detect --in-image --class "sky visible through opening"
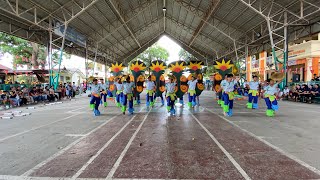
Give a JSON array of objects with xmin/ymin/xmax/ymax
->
[{"xmin": 0, "ymin": 35, "xmax": 182, "ymax": 71}]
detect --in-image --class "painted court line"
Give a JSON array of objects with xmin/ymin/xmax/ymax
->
[
  {"xmin": 106, "ymin": 109, "xmax": 152, "ymax": 179},
  {"xmin": 22, "ymin": 113, "xmax": 121, "ymax": 177},
  {"xmin": 188, "ymin": 111, "xmax": 252, "ymax": 180},
  {"xmin": 205, "ymin": 108, "xmax": 320, "ymax": 176},
  {"xmin": 72, "ymin": 114, "xmax": 138, "ymax": 178},
  {"xmin": 0, "ymin": 113, "xmax": 82, "ymax": 142},
  {"xmin": 0, "ymin": 175, "xmax": 194, "ymax": 180}
]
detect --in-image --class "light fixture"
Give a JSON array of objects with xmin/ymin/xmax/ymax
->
[
  {"xmin": 256, "ymin": 32, "xmax": 261, "ymax": 38},
  {"xmin": 162, "ymin": 7, "xmax": 166, "ymax": 12}
]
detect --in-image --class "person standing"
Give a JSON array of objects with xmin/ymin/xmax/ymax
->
[
  {"xmin": 145, "ymin": 75, "xmax": 156, "ymax": 108},
  {"xmin": 166, "ymin": 75, "xmax": 177, "ymax": 115},
  {"xmin": 114, "ymin": 77, "xmax": 124, "ymax": 107},
  {"xmin": 222, "ymin": 74, "xmax": 239, "ymax": 117},
  {"xmin": 100, "ymin": 79, "xmax": 109, "ymax": 107},
  {"xmin": 262, "ymin": 78, "xmax": 280, "ymax": 117},
  {"xmin": 187, "ymin": 74, "xmax": 198, "ymax": 108},
  {"xmin": 90, "ymin": 79, "xmax": 102, "ymax": 116},
  {"xmin": 246, "ymin": 75, "xmax": 260, "ymax": 109},
  {"xmin": 122, "ymin": 76, "xmax": 135, "ymax": 115}
]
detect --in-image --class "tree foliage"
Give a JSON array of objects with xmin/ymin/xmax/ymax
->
[
  {"xmin": 0, "ymin": 32, "xmax": 70, "ymax": 69},
  {"xmin": 132, "ymin": 44, "xmax": 169, "ymax": 67},
  {"xmin": 178, "ymin": 48, "xmax": 197, "ymax": 62}
]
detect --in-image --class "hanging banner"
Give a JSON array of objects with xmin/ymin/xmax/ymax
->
[
  {"xmin": 53, "ymin": 20, "xmax": 87, "ymax": 47},
  {"xmin": 288, "ymin": 60, "xmax": 297, "ymax": 66}
]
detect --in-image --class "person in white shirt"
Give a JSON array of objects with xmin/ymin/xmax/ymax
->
[
  {"xmin": 100, "ymin": 79, "xmax": 109, "ymax": 107},
  {"xmin": 246, "ymin": 75, "xmax": 260, "ymax": 109},
  {"xmin": 187, "ymin": 74, "xmax": 198, "ymax": 108},
  {"xmin": 145, "ymin": 75, "xmax": 156, "ymax": 107},
  {"xmin": 166, "ymin": 75, "xmax": 177, "ymax": 115},
  {"xmin": 282, "ymin": 86, "xmax": 290, "ymax": 99},
  {"xmin": 90, "ymin": 79, "xmax": 102, "ymax": 116},
  {"xmin": 222, "ymin": 74, "xmax": 239, "ymax": 117},
  {"xmin": 114, "ymin": 77, "xmax": 124, "ymax": 107},
  {"xmin": 262, "ymin": 78, "xmax": 280, "ymax": 117},
  {"xmin": 122, "ymin": 76, "xmax": 135, "ymax": 115},
  {"xmin": 218, "ymin": 75, "xmax": 228, "ymax": 107}
]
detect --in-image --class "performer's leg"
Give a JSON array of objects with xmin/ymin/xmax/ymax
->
[
  {"xmin": 146, "ymin": 94, "xmax": 150, "ymax": 107},
  {"xmin": 221, "ymin": 92, "xmax": 225, "ymax": 107},
  {"xmin": 103, "ymin": 94, "xmax": 107, "ymax": 107},
  {"xmin": 93, "ymin": 97, "xmax": 101, "ymax": 116},
  {"xmin": 166, "ymin": 96, "xmax": 171, "ymax": 112},
  {"xmin": 196, "ymin": 95, "xmax": 200, "ymax": 106},
  {"xmin": 228, "ymin": 99, "xmax": 234, "ymax": 116},
  {"xmin": 192, "ymin": 94, "xmax": 196, "ymax": 107},
  {"xmin": 150, "ymin": 94, "xmax": 154, "ymax": 107},
  {"xmin": 264, "ymin": 98, "xmax": 274, "ymax": 117},
  {"xmin": 271, "ymin": 99, "xmax": 278, "ymax": 111},
  {"xmin": 179, "ymin": 96, "xmax": 184, "ymax": 105},
  {"xmin": 170, "ymin": 97, "xmax": 176, "ymax": 115},
  {"xmin": 89, "ymin": 95, "xmax": 95, "ymax": 110},
  {"xmin": 122, "ymin": 95, "xmax": 127, "ymax": 114},
  {"xmin": 252, "ymin": 95, "xmax": 258, "ymax": 109},
  {"xmin": 160, "ymin": 94, "xmax": 164, "ymax": 105},
  {"xmin": 188, "ymin": 93, "xmax": 192, "ymax": 108},
  {"xmin": 223, "ymin": 93, "xmax": 230, "ymax": 115},
  {"xmin": 128, "ymin": 98, "xmax": 134, "ymax": 114},
  {"xmin": 116, "ymin": 94, "xmax": 121, "ymax": 107},
  {"xmin": 137, "ymin": 94, "xmax": 141, "ymax": 104},
  {"xmin": 247, "ymin": 93, "xmax": 253, "ymax": 109}
]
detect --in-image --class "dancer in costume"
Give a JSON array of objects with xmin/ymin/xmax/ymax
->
[
  {"xmin": 166, "ymin": 75, "xmax": 177, "ymax": 115},
  {"xmin": 145, "ymin": 75, "xmax": 156, "ymax": 108},
  {"xmin": 187, "ymin": 74, "xmax": 198, "ymax": 108},
  {"xmin": 222, "ymin": 74, "xmax": 239, "ymax": 117},
  {"xmin": 122, "ymin": 75, "xmax": 135, "ymax": 115},
  {"xmin": 114, "ymin": 77, "xmax": 124, "ymax": 107},
  {"xmin": 246, "ymin": 75, "xmax": 260, "ymax": 109},
  {"xmin": 89, "ymin": 79, "xmax": 102, "ymax": 116},
  {"xmin": 262, "ymin": 78, "xmax": 279, "ymax": 117},
  {"xmin": 219, "ymin": 75, "xmax": 228, "ymax": 107},
  {"xmin": 100, "ymin": 79, "xmax": 109, "ymax": 107}
]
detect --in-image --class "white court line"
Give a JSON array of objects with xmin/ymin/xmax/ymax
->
[
  {"xmin": 188, "ymin": 111, "xmax": 252, "ymax": 180},
  {"xmin": 0, "ymin": 175, "xmax": 195, "ymax": 180},
  {"xmin": 22, "ymin": 113, "xmax": 121, "ymax": 177},
  {"xmin": 106, "ymin": 109, "xmax": 151, "ymax": 179},
  {"xmin": 205, "ymin": 108, "xmax": 320, "ymax": 176},
  {"xmin": 0, "ymin": 113, "xmax": 82, "ymax": 142},
  {"xmin": 72, "ymin": 107, "xmax": 146, "ymax": 179}
]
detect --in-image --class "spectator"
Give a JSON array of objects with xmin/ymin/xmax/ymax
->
[
  {"xmin": 312, "ymin": 74, "xmax": 320, "ymax": 81},
  {"xmin": 29, "ymin": 87, "xmax": 41, "ymax": 103},
  {"xmin": 48, "ymin": 86, "xmax": 58, "ymax": 102},
  {"xmin": 66, "ymin": 82, "xmax": 73, "ymax": 99},
  {"xmin": 72, "ymin": 82, "xmax": 77, "ymax": 97},
  {"xmin": 23, "ymin": 87, "xmax": 34, "ymax": 103},
  {"xmin": 9, "ymin": 88, "xmax": 20, "ymax": 106},
  {"xmin": 282, "ymin": 86, "xmax": 290, "ymax": 100}
]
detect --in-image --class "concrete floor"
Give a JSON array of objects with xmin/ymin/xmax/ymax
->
[{"xmin": 0, "ymin": 91, "xmax": 320, "ymax": 180}]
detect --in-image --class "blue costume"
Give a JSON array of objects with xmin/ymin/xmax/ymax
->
[
  {"xmin": 166, "ymin": 82, "xmax": 177, "ymax": 115},
  {"xmin": 90, "ymin": 83, "xmax": 102, "ymax": 116},
  {"xmin": 122, "ymin": 82, "xmax": 135, "ymax": 114},
  {"xmin": 247, "ymin": 81, "xmax": 260, "ymax": 109},
  {"xmin": 264, "ymin": 83, "xmax": 279, "ymax": 117},
  {"xmin": 187, "ymin": 79, "xmax": 197, "ymax": 108}
]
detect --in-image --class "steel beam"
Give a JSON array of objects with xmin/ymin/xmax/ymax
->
[
  {"xmin": 108, "ymin": 0, "xmax": 141, "ymax": 47},
  {"xmin": 189, "ymin": 0, "xmax": 220, "ymax": 46}
]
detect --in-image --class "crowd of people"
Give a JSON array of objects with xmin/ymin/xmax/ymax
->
[{"xmin": 0, "ymin": 82, "xmax": 83, "ymax": 108}]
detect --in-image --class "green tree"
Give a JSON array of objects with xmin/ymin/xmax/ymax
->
[
  {"xmin": 178, "ymin": 48, "xmax": 197, "ymax": 62},
  {"xmin": 132, "ymin": 44, "xmax": 169, "ymax": 67},
  {"xmin": 0, "ymin": 32, "xmax": 70, "ymax": 69}
]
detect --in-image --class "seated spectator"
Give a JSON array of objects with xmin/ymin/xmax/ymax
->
[
  {"xmin": 18, "ymin": 89, "xmax": 27, "ymax": 105},
  {"xmin": 282, "ymin": 86, "xmax": 290, "ymax": 100},
  {"xmin": 29, "ymin": 87, "xmax": 41, "ymax": 103},
  {"xmin": 309, "ymin": 84, "xmax": 320, "ymax": 103},
  {"xmin": 292, "ymin": 85, "xmax": 301, "ymax": 101},
  {"xmin": 9, "ymin": 88, "xmax": 21, "ymax": 106},
  {"xmin": 56, "ymin": 85, "xmax": 62, "ymax": 100},
  {"xmin": 48, "ymin": 86, "xmax": 58, "ymax": 102},
  {"xmin": 23, "ymin": 87, "xmax": 34, "ymax": 104},
  {"xmin": 42, "ymin": 86, "xmax": 49, "ymax": 101},
  {"xmin": 299, "ymin": 84, "xmax": 310, "ymax": 102},
  {"xmin": 312, "ymin": 74, "xmax": 320, "ymax": 81}
]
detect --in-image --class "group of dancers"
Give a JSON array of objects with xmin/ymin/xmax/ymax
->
[
  {"xmin": 90, "ymin": 73, "xmax": 281, "ymax": 117},
  {"xmin": 217, "ymin": 74, "xmax": 280, "ymax": 117},
  {"xmin": 89, "ymin": 73, "xmax": 200, "ymax": 116}
]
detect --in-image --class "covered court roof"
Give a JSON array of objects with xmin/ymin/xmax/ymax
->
[{"xmin": 1, "ymin": 0, "xmax": 320, "ymax": 65}]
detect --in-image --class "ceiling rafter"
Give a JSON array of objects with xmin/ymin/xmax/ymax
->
[
  {"xmin": 189, "ymin": 0, "xmax": 220, "ymax": 46},
  {"xmin": 108, "ymin": 0, "xmax": 141, "ymax": 47}
]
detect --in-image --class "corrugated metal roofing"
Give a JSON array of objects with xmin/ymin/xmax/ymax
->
[{"xmin": 1, "ymin": 0, "xmax": 320, "ymax": 64}]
